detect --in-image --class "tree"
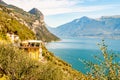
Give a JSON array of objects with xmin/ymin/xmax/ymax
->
[{"xmin": 80, "ymin": 40, "xmax": 120, "ymax": 80}]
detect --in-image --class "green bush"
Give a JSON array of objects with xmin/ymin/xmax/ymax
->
[
  {"xmin": 0, "ymin": 44, "xmax": 84, "ymax": 80},
  {"xmin": 0, "ymin": 44, "xmax": 42, "ymax": 80}
]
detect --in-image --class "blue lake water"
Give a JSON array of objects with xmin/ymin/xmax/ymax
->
[{"xmin": 46, "ymin": 38, "xmax": 120, "ymax": 74}]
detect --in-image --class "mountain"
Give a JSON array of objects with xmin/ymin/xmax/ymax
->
[
  {"xmin": 29, "ymin": 8, "xmax": 43, "ymax": 19},
  {"xmin": 49, "ymin": 16, "xmax": 120, "ymax": 39},
  {"xmin": 0, "ymin": 1, "xmax": 87, "ymax": 79},
  {"xmin": 0, "ymin": 0, "xmax": 7, "ymax": 6},
  {"xmin": 0, "ymin": 5, "xmax": 36, "ymax": 41},
  {"xmin": 29, "ymin": 8, "xmax": 60, "ymax": 41},
  {"xmin": 0, "ymin": 0, "xmax": 59, "ymax": 42}
]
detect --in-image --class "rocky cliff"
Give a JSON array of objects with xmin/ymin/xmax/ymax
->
[
  {"xmin": 0, "ymin": 0, "xmax": 60, "ymax": 42},
  {"xmin": 28, "ymin": 8, "xmax": 60, "ymax": 41}
]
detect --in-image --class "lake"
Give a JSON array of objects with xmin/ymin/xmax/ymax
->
[{"xmin": 46, "ymin": 38, "xmax": 120, "ymax": 74}]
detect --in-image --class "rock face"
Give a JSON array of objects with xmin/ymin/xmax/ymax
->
[
  {"xmin": 29, "ymin": 8, "xmax": 44, "ymax": 20},
  {"xmin": 0, "ymin": 0, "xmax": 59, "ymax": 42},
  {"xmin": 29, "ymin": 8, "xmax": 45, "ymax": 34},
  {"xmin": 0, "ymin": 5, "xmax": 36, "ymax": 41},
  {"xmin": 28, "ymin": 8, "xmax": 60, "ymax": 41},
  {"xmin": 49, "ymin": 16, "xmax": 120, "ymax": 39}
]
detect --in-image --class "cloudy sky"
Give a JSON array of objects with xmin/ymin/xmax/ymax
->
[{"xmin": 3, "ymin": 0, "xmax": 120, "ymax": 27}]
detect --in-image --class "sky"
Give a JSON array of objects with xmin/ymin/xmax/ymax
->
[{"xmin": 3, "ymin": 0, "xmax": 120, "ymax": 27}]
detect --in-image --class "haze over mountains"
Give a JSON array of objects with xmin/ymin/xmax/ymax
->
[{"xmin": 48, "ymin": 16, "xmax": 120, "ymax": 39}]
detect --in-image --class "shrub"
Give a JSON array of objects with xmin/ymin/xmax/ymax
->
[
  {"xmin": 0, "ymin": 44, "xmax": 42, "ymax": 80},
  {"xmin": 0, "ymin": 44, "xmax": 81, "ymax": 80}
]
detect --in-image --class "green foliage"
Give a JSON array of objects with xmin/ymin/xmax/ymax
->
[
  {"xmin": 81, "ymin": 40, "xmax": 120, "ymax": 80},
  {"xmin": 0, "ymin": 44, "xmax": 87, "ymax": 80},
  {"xmin": 0, "ymin": 10, "xmax": 36, "ymax": 41},
  {"xmin": 42, "ymin": 45, "xmax": 87, "ymax": 80},
  {"xmin": 0, "ymin": 4, "xmax": 59, "ymax": 42},
  {"xmin": 38, "ymin": 63, "xmax": 63, "ymax": 80},
  {"xmin": 0, "ymin": 44, "xmax": 40, "ymax": 80},
  {"xmin": 0, "ymin": 44, "xmax": 62, "ymax": 80}
]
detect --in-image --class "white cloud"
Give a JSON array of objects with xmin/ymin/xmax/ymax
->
[
  {"xmin": 41, "ymin": 5, "xmax": 116, "ymax": 15},
  {"xmin": 4, "ymin": 0, "xmax": 81, "ymax": 10},
  {"xmin": 3, "ymin": 0, "xmax": 118, "ymax": 16}
]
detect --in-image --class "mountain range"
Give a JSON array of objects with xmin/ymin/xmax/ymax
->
[
  {"xmin": 0, "ymin": 0, "xmax": 59, "ymax": 42},
  {"xmin": 48, "ymin": 16, "xmax": 120, "ymax": 39}
]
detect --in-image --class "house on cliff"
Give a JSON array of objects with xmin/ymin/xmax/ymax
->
[
  {"xmin": 20, "ymin": 40, "xmax": 43, "ymax": 60},
  {"xmin": 7, "ymin": 32, "xmax": 43, "ymax": 60}
]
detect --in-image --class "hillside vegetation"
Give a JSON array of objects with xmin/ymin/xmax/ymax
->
[
  {"xmin": 7, "ymin": 4, "xmax": 59, "ymax": 42},
  {"xmin": 0, "ymin": 0, "xmax": 60, "ymax": 42},
  {"xmin": 0, "ymin": 5, "xmax": 36, "ymax": 41},
  {"xmin": 0, "ymin": 40, "xmax": 120, "ymax": 80},
  {"xmin": 0, "ymin": 44, "xmax": 87, "ymax": 80},
  {"xmin": 1, "ymin": 1, "xmax": 119, "ymax": 80}
]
